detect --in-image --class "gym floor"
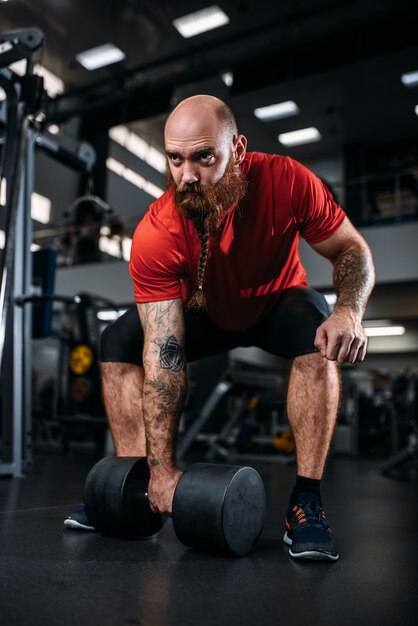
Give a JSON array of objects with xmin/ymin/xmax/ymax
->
[{"xmin": 0, "ymin": 451, "xmax": 416, "ymax": 626}]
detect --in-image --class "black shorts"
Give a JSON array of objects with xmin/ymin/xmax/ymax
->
[{"xmin": 100, "ymin": 286, "xmax": 330, "ymax": 365}]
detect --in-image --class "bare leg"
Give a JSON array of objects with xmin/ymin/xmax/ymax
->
[
  {"xmin": 100, "ymin": 362, "xmax": 146, "ymax": 456},
  {"xmin": 286, "ymin": 352, "xmax": 340, "ymax": 479}
]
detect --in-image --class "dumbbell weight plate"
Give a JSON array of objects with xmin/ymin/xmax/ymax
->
[
  {"xmin": 84, "ymin": 457, "xmax": 166, "ymax": 537},
  {"xmin": 172, "ymin": 463, "xmax": 266, "ymax": 556}
]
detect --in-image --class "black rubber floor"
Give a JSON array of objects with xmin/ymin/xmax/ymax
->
[{"xmin": 0, "ymin": 452, "xmax": 416, "ymax": 626}]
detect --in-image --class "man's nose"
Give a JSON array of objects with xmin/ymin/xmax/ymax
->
[{"xmin": 181, "ymin": 163, "xmax": 199, "ymax": 184}]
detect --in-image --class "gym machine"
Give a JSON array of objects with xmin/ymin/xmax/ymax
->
[
  {"xmin": 0, "ymin": 28, "xmax": 96, "ymax": 476},
  {"xmin": 177, "ymin": 349, "xmax": 294, "ymax": 464}
]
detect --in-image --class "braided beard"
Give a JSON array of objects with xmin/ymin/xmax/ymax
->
[{"xmin": 168, "ymin": 157, "xmax": 247, "ymax": 231}]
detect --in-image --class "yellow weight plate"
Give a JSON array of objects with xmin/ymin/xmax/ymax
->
[{"xmin": 69, "ymin": 344, "xmax": 94, "ymax": 375}]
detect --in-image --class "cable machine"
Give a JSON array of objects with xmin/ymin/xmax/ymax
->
[{"xmin": 0, "ymin": 28, "xmax": 96, "ymax": 476}]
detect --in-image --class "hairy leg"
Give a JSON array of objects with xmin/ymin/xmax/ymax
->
[
  {"xmin": 286, "ymin": 352, "xmax": 340, "ymax": 479},
  {"xmin": 100, "ymin": 362, "xmax": 146, "ymax": 456}
]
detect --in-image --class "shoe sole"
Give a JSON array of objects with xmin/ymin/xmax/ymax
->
[
  {"xmin": 283, "ymin": 531, "xmax": 339, "ymax": 561},
  {"xmin": 64, "ymin": 518, "xmax": 96, "ymax": 531}
]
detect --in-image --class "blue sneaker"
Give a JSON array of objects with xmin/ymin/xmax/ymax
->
[
  {"xmin": 283, "ymin": 492, "xmax": 339, "ymax": 561},
  {"xmin": 64, "ymin": 505, "xmax": 95, "ymax": 531}
]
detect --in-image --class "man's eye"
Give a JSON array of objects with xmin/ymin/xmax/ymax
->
[{"xmin": 200, "ymin": 152, "xmax": 214, "ymax": 162}]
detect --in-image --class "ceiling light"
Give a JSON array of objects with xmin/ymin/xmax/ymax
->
[
  {"xmin": 173, "ymin": 5, "xmax": 229, "ymax": 38},
  {"xmin": 400, "ymin": 70, "xmax": 418, "ymax": 87},
  {"xmin": 323, "ymin": 293, "xmax": 337, "ymax": 306},
  {"xmin": 47, "ymin": 124, "xmax": 60, "ymax": 135},
  {"xmin": 76, "ymin": 43, "xmax": 125, "ymax": 71},
  {"xmin": 221, "ymin": 72, "xmax": 233, "ymax": 87},
  {"xmin": 31, "ymin": 192, "xmax": 51, "ymax": 224},
  {"xmin": 365, "ymin": 326, "xmax": 405, "ymax": 337},
  {"xmin": 99, "ymin": 235, "xmax": 121, "ymax": 258},
  {"xmin": 0, "ymin": 178, "xmax": 6, "ymax": 205},
  {"xmin": 106, "ymin": 157, "xmax": 164, "ymax": 198},
  {"xmin": 97, "ymin": 309, "xmax": 127, "ymax": 322},
  {"xmin": 109, "ymin": 126, "xmax": 166, "ymax": 173},
  {"xmin": 122, "ymin": 238, "xmax": 132, "ymax": 263},
  {"xmin": 278, "ymin": 127, "xmax": 322, "ymax": 147},
  {"xmin": 254, "ymin": 101, "xmax": 300, "ymax": 122},
  {"xmin": 0, "ymin": 230, "xmax": 4, "ymax": 250},
  {"xmin": 415, "ymin": 105, "xmax": 418, "ymax": 116}
]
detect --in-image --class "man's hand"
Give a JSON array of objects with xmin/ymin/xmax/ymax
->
[
  {"xmin": 314, "ymin": 306, "xmax": 367, "ymax": 364},
  {"xmin": 147, "ymin": 465, "xmax": 183, "ymax": 516}
]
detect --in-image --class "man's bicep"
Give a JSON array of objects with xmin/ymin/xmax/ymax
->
[
  {"xmin": 137, "ymin": 300, "xmax": 186, "ymax": 372},
  {"xmin": 311, "ymin": 217, "xmax": 370, "ymax": 263}
]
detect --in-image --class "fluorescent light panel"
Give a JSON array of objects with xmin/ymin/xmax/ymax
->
[
  {"xmin": 323, "ymin": 293, "xmax": 337, "ymax": 305},
  {"xmin": 122, "ymin": 237, "xmax": 132, "ymax": 262},
  {"xmin": 98, "ymin": 234, "xmax": 131, "ymax": 262},
  {"xmin": 31, "ymin": 192, "xmax": 51, "ymax": 224},
  {"xmin": 106, "ymin": 157, "xmax": 164, "ymax": 198},
  {"xmin": 0, "ymin": 229, "xmax": 4, "ymax": 250},
  {"xmin": 97, "ymin": 309, "xmax": 127, "ymax": 321},
  {"xmin": 365, "ymin": 326, "xmax": 405, "ymax": 337},
  {"xmin": 0, "ymin": 178, "xmax": 6, "ymax": 205},
  {"xmin": 76, "ymin": 43, "xmax": 125, "ymax": 71},
  {"xmin": 173, "ymin": 5, "xmax": 229, "ymax": 38},
  {"xmin": 279, "ymin": 127, "xmax": 322, "ymax": 147},
  {"xmin": 221, "ymin": 72, "xmax": 234, "ymax": 87},
  {"xmin": 415, "ymin": 104, "xmax": 418, "ymax": 117},
  {"xmin": 254, "ymin": 101, "xmax": 300, "ymax": 121},
  {"xmin": 109, "ymin": 126, "xmax": 166, "ymax": 173},
  {"xmin": 401, "ymin": 70, "xmax": 418, "ymax": 87},
  {"xmin": 99, "ymin": 235, "xmax": 121, "ymax": 258}
]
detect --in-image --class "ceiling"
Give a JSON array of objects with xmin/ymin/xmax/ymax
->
[{"xmin": 2, "ymin": 0, "xmax": 418, "ymax": 163}]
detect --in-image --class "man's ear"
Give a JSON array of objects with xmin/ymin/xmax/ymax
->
[{"xmin": 233, "ymin": 134, "xmax": 247, "ymax": 164}]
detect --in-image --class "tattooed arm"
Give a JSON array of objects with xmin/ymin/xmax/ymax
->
[
  {"xmin": 310, "ymin": 217, "xmax": 375, "ymax": 364},
  {"xmin": 137, "ymin": 298, "xmax": 186, "ymax": 515}
]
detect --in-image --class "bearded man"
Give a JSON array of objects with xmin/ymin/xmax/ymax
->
[{"xmin": 65, "ymin": 95, "xmax": 375, "ymax": 562}]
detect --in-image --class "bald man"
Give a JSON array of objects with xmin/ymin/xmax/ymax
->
[{"xmin": 65, "ymin": 95, "xmax": 375, "ymax": 562}]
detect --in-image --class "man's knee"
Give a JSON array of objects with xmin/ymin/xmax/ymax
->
[{"xmin": 292, "ymin": 352, "xmax": 339, "ymax": 382}]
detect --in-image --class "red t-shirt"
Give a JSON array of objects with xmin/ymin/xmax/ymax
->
[{"xmin": 129, "ymin": 152, "xmax": 346, "ymax": 331}]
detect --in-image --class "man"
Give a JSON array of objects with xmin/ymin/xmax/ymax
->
[{"xmin": 65, "ymin": 95, "xmax": 375, "ymax": 561}]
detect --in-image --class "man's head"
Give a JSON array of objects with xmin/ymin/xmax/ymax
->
[{"xmin": 164, "ymin": 95, "xmax": 247, "ymax": 230}]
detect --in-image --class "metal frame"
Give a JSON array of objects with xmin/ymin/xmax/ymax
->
[{"xmin": 0, "ymin": 31, "xmax": 96, "ymax": 475}]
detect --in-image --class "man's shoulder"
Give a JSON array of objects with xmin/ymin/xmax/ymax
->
[
  {"xmin": 244, "ymin": 151, "xmax": 293, "ymax": 174},
  {"xmin": 142, "ymin": 187, "xmax": 182, "ymax": 231},
  {"xmin": 148, "ymin": 187, "xmax": 176, "ymax": 218}
]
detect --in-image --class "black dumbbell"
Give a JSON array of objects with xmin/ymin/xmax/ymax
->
[{"xmin": 84, "ymin": 457, "xmax": 266, "ymax": 556}]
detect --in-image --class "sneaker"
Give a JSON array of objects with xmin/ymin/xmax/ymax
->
[
  {"xmin": 64, "ymin": 505, "xmax": 96, "ymax": 531},
  {"xmin": 283, "ymin": 492, "xmax": 339, "ymax": 561}
]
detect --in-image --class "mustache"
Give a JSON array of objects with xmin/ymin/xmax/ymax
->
[{"xmin": 176, "ymin": 182, "xmax": 205, "ymax": 195}]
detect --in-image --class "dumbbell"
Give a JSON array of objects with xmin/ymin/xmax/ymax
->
[{"xmin": 84, "ymin": 457, "xmax": 266, "ymax": 556}]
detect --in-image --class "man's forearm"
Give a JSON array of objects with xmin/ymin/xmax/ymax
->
[
  {"xmin": 142, "ymin": 370, "xmax": 187, "ymax": 468},
  {"xmin": 332, "ymin": 244, "xmax": 375, "ymax": 317}
]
